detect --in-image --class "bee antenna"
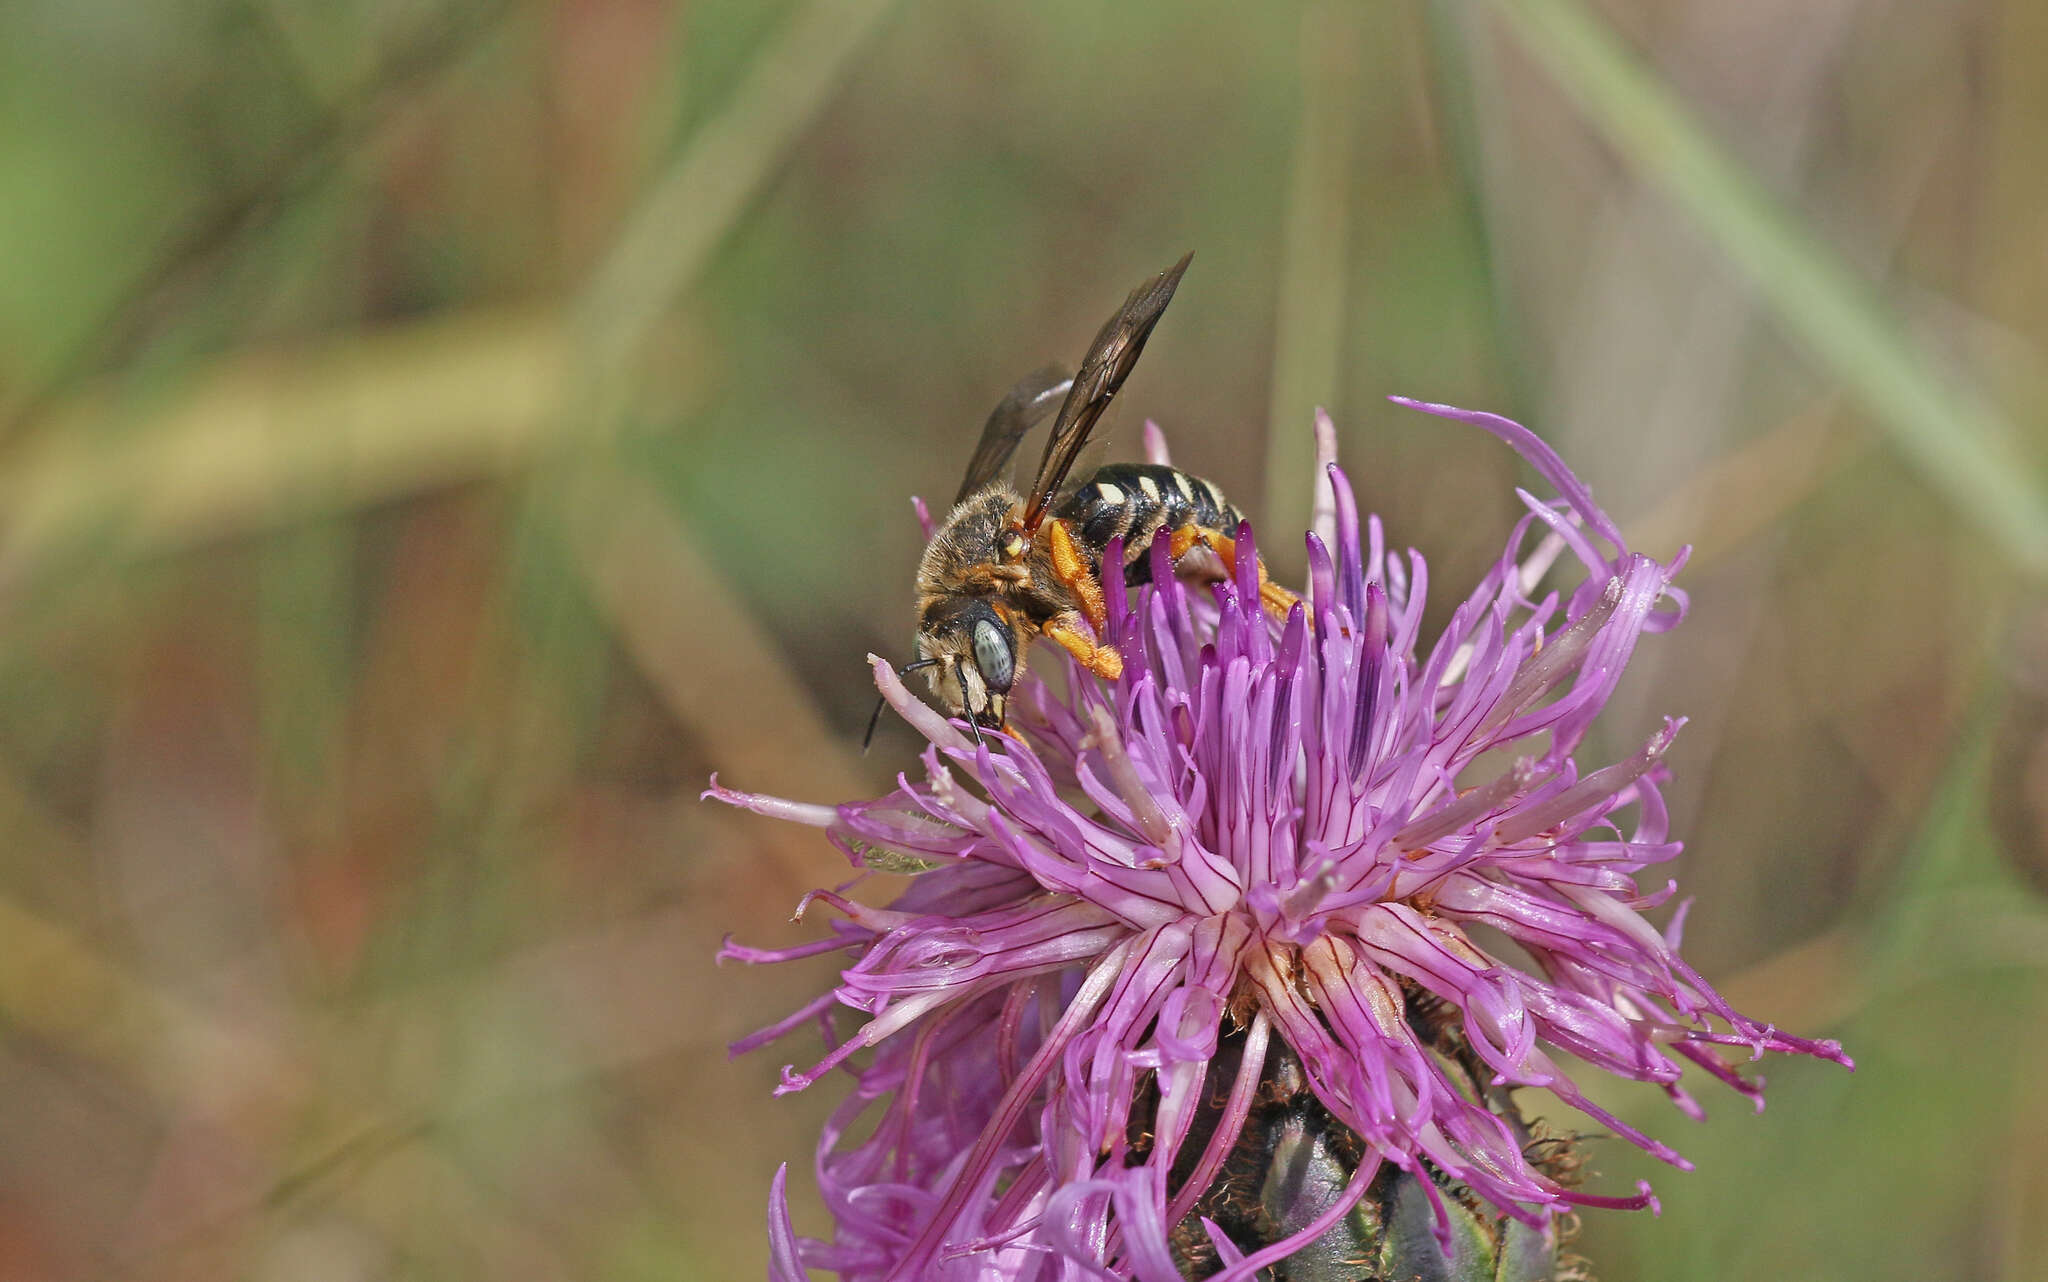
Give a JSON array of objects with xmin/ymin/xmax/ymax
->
[
  {"xmin": 926, "ymin": 654, "xmax": 992, "ymax": 752},
  {"xmin": 860, "ymin": 695, "xmax": 888, "ymax": 754},
  {"xmin": 863, "ymin": 658, "xmax": 938, "ymax": 753}
]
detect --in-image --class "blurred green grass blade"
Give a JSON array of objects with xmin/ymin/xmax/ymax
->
[
  {"xmin": 1488, "ymin": 0, "xmax": 2048, "ymax": 580},
  {"xmin": 1862, "ymin": 675, "xmax": 2036, "ymax": 979},
  {"xmin": 1264, "ymin": 0, "xmax": 1363, "ymax": 547},
  {"xmin": 1419, "ymin": 1, "xmax": 1542, "ymax": 419},
  {"xmin": 574, "ymin": 0, "xmax": 900, "ymax": 371}
]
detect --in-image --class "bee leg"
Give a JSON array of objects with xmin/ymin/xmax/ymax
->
[
  {"xmin": 1045, "ymin": 614, "xmax": 1124, "ymax": 682},
  {"xmin": 1166, "ymin": 526, "xmax": 1301, "ymax": 621},
  {"xmin": 1257, "ymin": 568, "xmax": 1302, "ymax": 620},
  {"xmin": 1046, "ymin": 518, "xmax": 1110, "ymax": 631}
]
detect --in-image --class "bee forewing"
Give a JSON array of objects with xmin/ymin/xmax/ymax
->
[
  {"xmin": 1021, "ymin": 252, "xmax": 1193, "ymax": 534},
  {"xmin": 953, "ymin": 366, "xmax": 1074, "ymax": 506}
]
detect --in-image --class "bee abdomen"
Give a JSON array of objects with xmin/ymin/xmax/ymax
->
[{"xmin": 1056, "ymin": 463, "xmax": 1243, "ymax": 584}]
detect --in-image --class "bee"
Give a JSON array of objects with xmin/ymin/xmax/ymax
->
[
  {"xmin": 898, "ymin": 254, "xmax": 1299, "ymax": 735},
  {"xmin": 1126, "ymin": 988, "xmax": 1573, "ymax": 1280}
]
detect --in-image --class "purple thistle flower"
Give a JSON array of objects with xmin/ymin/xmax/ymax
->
[{"xmin": 714, "ymin": 400, "xmax": 1852, "ymax": 1282}]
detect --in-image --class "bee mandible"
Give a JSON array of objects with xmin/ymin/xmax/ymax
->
[{"xmin": 894, "ymin": 254, "xmax": 1300, "ymax": 737}]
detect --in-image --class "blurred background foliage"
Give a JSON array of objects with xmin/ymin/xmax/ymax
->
[{"xmin": 0, "ymin": 0, "xmax": 2043, "ymax": 1278}]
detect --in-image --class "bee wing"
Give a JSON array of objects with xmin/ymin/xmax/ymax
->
[
  {"xmin": 953, "ymin": 366, "xmax": 1074, "ymax": 505},
  {"xmin": 1020, "ymin": 252, "xmax": 1192, "ymax": 535}
]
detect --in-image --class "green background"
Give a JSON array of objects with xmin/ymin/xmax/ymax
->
[{"xmin": 0, "ymin": 1, "xmax": 2042, "ymax": 1278}]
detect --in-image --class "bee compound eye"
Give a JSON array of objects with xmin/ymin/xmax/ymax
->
[{"xmin": 971, "ymin": 619, "xmax": 1014, "ymax": 693}]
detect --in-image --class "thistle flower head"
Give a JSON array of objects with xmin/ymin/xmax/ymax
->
[{"xmin": 715, "ymin": 400, "xmax": 1851, "ymax": 1282}]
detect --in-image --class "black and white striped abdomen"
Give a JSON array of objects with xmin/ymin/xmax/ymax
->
[{"xmin": 1053, "ymin": 463, "xmax": 1244, "ymax": 584}]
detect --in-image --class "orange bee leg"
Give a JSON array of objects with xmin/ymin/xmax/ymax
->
[
  {"xmin": 1047, "ymin": 519, "xmax": 1110, "ymax": 632},
  {"xmin": 1165, "ymin": 524, "xmax": 1206, "ymax": 562},
  {"xmin": 1165, "ymin": 526, "xmax": 1301, "ymax": 621},
  {"xmin": 1045, "ymin": 614, "xmax": 1124, "ymax": 682},
  {"xmin": 1256, "ymin": 567, "xmax": 1303, "ymax": 621}
]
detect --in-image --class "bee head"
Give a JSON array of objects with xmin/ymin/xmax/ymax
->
[{"xmin": 916, "ymin": 599, "xmax": 1020, "ymax": 729}]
